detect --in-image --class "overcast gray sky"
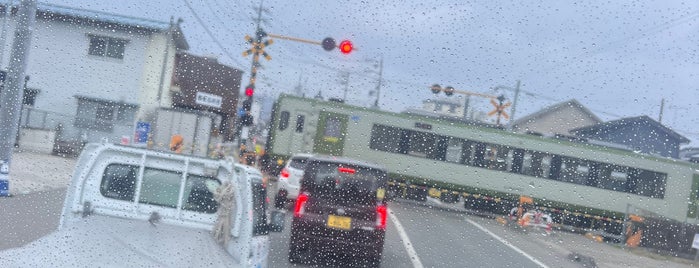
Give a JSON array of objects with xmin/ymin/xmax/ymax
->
[{"xmin": 50, "ymin": 0, "xmax": 699, "ymax": 145}]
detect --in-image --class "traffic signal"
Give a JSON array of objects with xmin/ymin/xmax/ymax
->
[
  {"xmin": 444, "ymin": 86, "xmax": 455, "ymax": 96},
  {"xmin": 242, "ymin": 99, "xmax": 252, "ymax": 112},
  {"xmin": 245, "ymin": 85, "xmax": 254, "ymax": 97},
  {"xmin": 242, "ymin": 114, "xmax": 254, "ymax": 126},
  {"xmin": 339, "ymin": 40, "xmax": 353, "ymax": 54},
  {"xmin": 430, "ymin": 84, "xmax": 455, "ymax": 96},
  {"xmin": 241, "ymin": 98, "xmax": 253, "ymax": 126},
  {"xmin": 322, "ymin": 37, "xmax": 336, "ymax": 51}
]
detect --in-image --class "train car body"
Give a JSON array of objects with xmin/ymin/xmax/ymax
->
[{"xmin": 266, "ymin": 94, "xmax": 699, "ymax": 222}]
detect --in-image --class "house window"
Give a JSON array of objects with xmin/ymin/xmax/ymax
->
[
  {"xmin": 74, "ymin": 97, "xmax": 137, "ymax": 132},
  {"xmin": 88, "ymin": 35, "xmax": 127, "ymax": 59}
]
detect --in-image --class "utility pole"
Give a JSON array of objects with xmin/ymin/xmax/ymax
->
[
  {"xmin": 373, "ymin": 56, "xmax": 383, "ymax": 109},
  {"xmin": 239, "ymin": 0, "xmax": 271, "ymax": 149},
  {"xmin": 490, "ymin": 80, "xmax": 521, "ymax": 129},
  {"xmin": 0, "ymin": 0, "xmax": 35, "ymax": 196},
  {"xmin": 0, "ymin": 0, "xmax": 13, "ymax": 68},
  {"xmin": 341, "ymin": 71, "xmax": 350, "ymax": 101},
  {"xmin": 510, "ymin": 80, "xmax": 521, "ymax": 126},
  {"xmin": 658, "ymin": 98, "xmax": 665, "ymax": 123}
]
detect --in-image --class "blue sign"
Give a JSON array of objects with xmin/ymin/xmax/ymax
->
[
  {"xmin": 237, "ymin": 108, "xmax": 246, "ymax": 117},
  {"xmin": 0, "ymin": 159, "xmax": 9, "ymax": 197},
  {"xmin": 134, "ymin": 122, "xmax": 151, "ymax": 144}
]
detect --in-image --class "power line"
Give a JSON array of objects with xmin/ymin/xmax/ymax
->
[{"xmin": 182, "ymin": 0, "xmax": 246, "ymax": 69}]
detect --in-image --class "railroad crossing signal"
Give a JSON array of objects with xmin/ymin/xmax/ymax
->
[
  {"xmin": 488, "ymin": 95, "xmax": 511, "ymax": 126},
  {"xmin": 243, "ymin": 31, "xmax": 274, "ymax": 61},
  {"xmin": 429, "ymin": 84, "xmax": 497, "ymax": 99}
]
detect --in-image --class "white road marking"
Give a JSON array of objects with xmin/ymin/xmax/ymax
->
[
  {"xmin": 465, "ymin": 218, "xmax": 550, "ymax": 268},
  {"xmin": 387, "ymin": 208, "xmax": 424, "ymax": 268}
]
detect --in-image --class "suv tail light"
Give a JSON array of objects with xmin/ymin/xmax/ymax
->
[
  {"xmin": 280, "ymin": 168, "xmax": 290, "ymax": 180},
  {"xmin": 376, "ymin": 204, "xmax": 387, "ymax": 230},
  {"xmin": 294, "ymin": 193, "xmax": 309, "ymax": 217}
]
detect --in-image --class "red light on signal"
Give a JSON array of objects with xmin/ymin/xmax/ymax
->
[
  {"xmin": 245, "ymin": 87, "xmax": 254, "ymax": 97},
  {"xmin": 339, "ymin": 40, "xmax": 353, "ymax": 54}
]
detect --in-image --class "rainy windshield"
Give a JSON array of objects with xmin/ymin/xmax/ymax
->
[{"xmin": 0, "ymin": 1, "xmax": 697, "ymax": 268}]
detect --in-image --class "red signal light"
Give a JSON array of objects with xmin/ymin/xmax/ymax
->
[
  {"xmin": 339, "ymin": 40, "xmax": 353, "ymax": 54},
  {"xmin": 280, "ymin": 168, "xmax": 290, "ymax": 179},
  {"xmin": 245, "ymin": 86, "xmax": 254, "ymax": 97}
]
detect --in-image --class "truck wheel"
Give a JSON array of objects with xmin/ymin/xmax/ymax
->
[{"xmin": 274, "ymin": 190, "xmax": 287, "ymax": 210}]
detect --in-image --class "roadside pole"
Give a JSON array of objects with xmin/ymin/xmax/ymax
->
[{"xmin": 0, "ymin": 0, "xmax": 36, "ymax": 197}]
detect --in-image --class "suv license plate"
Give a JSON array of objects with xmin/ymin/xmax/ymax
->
[{"xmin": 327, "ymin": 215, "xmax": 351, "ymax": 230}]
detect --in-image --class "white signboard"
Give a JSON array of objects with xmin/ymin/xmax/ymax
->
[
  {"xmin": 692, "ymin": 234, "xmax": 699, "ymax": 249},
  {"xmin": 195, "ymin": 92, "xmax": 222, "ymax": 108}
]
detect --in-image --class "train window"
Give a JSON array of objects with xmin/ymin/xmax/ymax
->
[
  {"xmin": 370, "ymin": 124, "xmax": 402, "ymax": 153},
  {"xmin": 295, "ymin": 115, "xmax": 305, "ymax": 133},
  {"xmin": 279, "ymin": 111, "xmax": 290, "ymax": 130},
  {"xmin": 599, "ymin": 167, "xmax": 629, "ymax": 192},
  {"xmin": 488, "ymin": 144, "xmax": 510, "ymax": 171},
  {"xmin": 559, "ymin": 157, "xmax": 590, "ymax": 185},
  {"xmin": 510, "ymin": 149, "xmax": 525, "ymax": 173},
  {"xmin": 407, "ymin": 130, "xmax": 436, "ymax": 158},
  {"xmin": 445, "ymin": 138, "xmax": 464, "ymax": 163},
  {"xmin": 538, "ymin": 154, "xmax": 553, "ymax": 179},
  {"xmin": 548, "ymin": 155, "xmax": 563, "ymax": 180},
  {"xmin": 472, "ymin": 142, "xmax": 486, "ymax": 167},
  {"xmin": 628, "ymin": 169, "xmax": 667, "ymax": 198}
]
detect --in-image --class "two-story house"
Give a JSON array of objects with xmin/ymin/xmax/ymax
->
[{"xmin": 0, "ymin": 3, "xmax": 187, "ymax": 153}]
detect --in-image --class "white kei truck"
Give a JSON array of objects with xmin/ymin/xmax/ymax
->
[{"xmin": 0, "ymin": 143, "xmax": 283, "ymax": 267}]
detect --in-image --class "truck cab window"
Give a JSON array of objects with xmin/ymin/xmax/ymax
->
[
  {"xmin": 182, "ymin": 175, "xmax": 220, "ymax": 213},
  {"xmin": 139, "ymin": 168, "xmax": 182, "ymax": 208},
  {"xmin": 100, "ymin": 164, "xmax": 138, "ymax": 201}
]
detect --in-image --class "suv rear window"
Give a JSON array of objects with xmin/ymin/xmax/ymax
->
[
  {"xmin": 288, "ymin": 157, "xmax": 308, "ymax": 169},
  {"xmin": 303, "ymin": 161, "xmax": 387, "ymax": 205}
]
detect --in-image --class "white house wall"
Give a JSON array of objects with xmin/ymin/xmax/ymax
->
[
  {"xmin": 137, "ymin": 32, "xmax": 176, "ymax": 122},
  {"xmin": 0, "ymin": 11, "xmax": 175, "ymax": 143}
]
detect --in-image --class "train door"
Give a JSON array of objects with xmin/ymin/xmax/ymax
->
[
  {"xmin": 313, "ymin": 111, "xmax": 348, "ymax": 156},
  {"xmin": 287, "ymin": 111, "xmax": 309, "ymax": 154}
]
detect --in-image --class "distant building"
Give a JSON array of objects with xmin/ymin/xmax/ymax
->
[
  {"xmin": 680, "ymin": 147, "xmax": 699, "ymax": 163},
  {"xmin": 511, "ymin": 99, "xmax": 601, "ymax": 136},
  {"xmin": 404, "ymin": 96, "xmax": 487, "ymax": 122},
  {"xmin": 422, "ymin": 97, "xmax": 465, "ymax": 118},
  {"xmin": 170, "ymin": 52, "xmax": 243, "ymax": 141},
  {"xmin": 570, "ymin": 115, "xmax": 690, "ymax": 159}
]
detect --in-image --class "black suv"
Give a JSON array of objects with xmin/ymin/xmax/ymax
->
[{"xmin": 288, "ymin": 156, "xmax": 388, "ymax": 267}]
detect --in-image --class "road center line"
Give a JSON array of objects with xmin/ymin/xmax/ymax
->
[
  {"xmin": 387, "ymin": 208, "xmax": 424, "ymax": 268},
  {"xmin": 465, "ymin": 218, "xmax": 549, "ymax": 268}
]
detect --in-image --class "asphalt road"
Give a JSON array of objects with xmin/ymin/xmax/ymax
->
[
  {"xmin": 267, "ymin": 200, "xmax": 546, "ymax": 268},
  {"xmin": 1, "ymin": 188, "xmax": 557, "ymax": 268},
  {"xmin": 0, "ymin": 188, "xmax": 65, "ymax": 251}
]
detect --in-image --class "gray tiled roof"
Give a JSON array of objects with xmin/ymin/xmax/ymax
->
[{"xmin": 36, "ymin": 2, "xmax": 170, "ymax": 31}]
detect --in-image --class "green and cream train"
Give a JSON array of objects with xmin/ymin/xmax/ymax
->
[{"xmin": 265, "ymin": 94, "xmax": 699, "ymax": 223}]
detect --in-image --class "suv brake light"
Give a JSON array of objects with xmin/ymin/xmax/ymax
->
[
  {"xmin": 294, "ymin": 193, "xmax": 309, "ymax": 217},
  {"xmin": 280, "ymin": 168, "xmax": 290, "ymax": 179},
  {"xmin": 376, "ymin": 204, "xmax": 387, "ymax": 230}
]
